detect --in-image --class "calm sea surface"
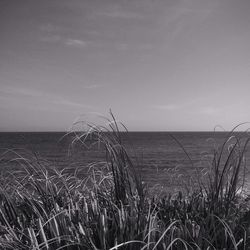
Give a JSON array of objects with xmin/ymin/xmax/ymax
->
[{"xmin": 0, "ymin": 132, "xmax": 250, "ymax": 190}]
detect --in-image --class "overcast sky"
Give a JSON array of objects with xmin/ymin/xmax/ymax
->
[{"xmin": 1, "ymin": 0, "xmax": 250, "ymax": 131}]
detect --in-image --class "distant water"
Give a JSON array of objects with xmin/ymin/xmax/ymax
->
[{"xmin": 0, "ymin": 132, "xmax": 250, "ymax": 190}]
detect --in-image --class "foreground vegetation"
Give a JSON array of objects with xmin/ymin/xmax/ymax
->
[{"xmin": 1, "ymin": 115, "xmax": 250, "ymax": 249}]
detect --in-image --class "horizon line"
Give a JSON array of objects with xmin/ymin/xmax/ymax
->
[{"xmin": 0, "ymin": 130, "xmax": 245, "ymax": 133}]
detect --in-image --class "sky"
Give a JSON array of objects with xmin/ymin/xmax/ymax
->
[{"xmin": 1, "ymin": 0, "xmax": 250, "ymax": 131}]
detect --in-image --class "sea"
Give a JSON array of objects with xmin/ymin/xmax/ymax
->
[{"xmin": 0, "ymin": 132, "xmax": 250, "ymax": 192}]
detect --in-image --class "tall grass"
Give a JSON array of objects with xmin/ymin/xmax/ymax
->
[{"xmin": 0, "ymin": 113, "xmax": 250, "ymax": 249}]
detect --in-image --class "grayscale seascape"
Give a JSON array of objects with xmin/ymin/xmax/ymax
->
[{"xmin": 1, "ymin": 0, "xmax": 250, "ymax": 248}]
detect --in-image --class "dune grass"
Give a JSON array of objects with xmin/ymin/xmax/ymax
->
[{"xmin": 0, "ymin": 114, "xmax": 250, "ymax": 249}]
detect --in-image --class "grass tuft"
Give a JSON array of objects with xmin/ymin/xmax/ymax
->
[{"xmin": 0, "ymin": 112, "xmax": 250, "ymax": 249}]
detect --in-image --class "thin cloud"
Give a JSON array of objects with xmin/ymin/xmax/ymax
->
[
  {"xmin": 114, "ymin": 42, "xmax": 154, "ymax": 51},
  {"xmin": 41, "ymin": 35, "xmax": 61, "ymax": 43},
  {"xmin": 0, "ymin": 86, "xmax": 92, "ymax": 110},
  {"xmin": 197, "ymin": 106, "xmax": 221, "ymax": 115},
  {"xmin": 153, "ymin": 98, "xmax": 201, "ymax": 111},
  {"xmin": 98, "ymin": 10, "xmax": 144, "ymax": 19},
  {"xmin": 153, "ymin": 104, "xmax": 180, "ymax": 111},
  {"xmin": 39, "ymin": 23, "xmax": 61, "ymax": 33},
  {"xmin": 51, "ymin": 98, "xmax": 90, "ymax": 109},
  {"xmin": 41, "ymin": 35, "xmax": 87, "ymax": 48},
  {"xmin": 83, "ymin": 84, "xmax": 103, "ymax": 89},
  {"xmin": 64, "ymin": 39, "xmax": 87, "ymax": 47},
  {"xmin": 160, "ymin": 1, "xmax": 216, "ymax": 42},
  {"xmin": 154, "ymin": 102, "xmax": 222, "ymax": 116},
  {"xmin": 95, "ymin": 4, "xmax": 144, "ymax": 20},
  {"xmin": 0, "ymin": 86, "xmax": 46, "ymax": 98}
]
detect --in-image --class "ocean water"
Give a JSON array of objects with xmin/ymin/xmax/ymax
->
[{"xmin": 0, "ymin": 132, "xmax": 250, "ymax": 190}]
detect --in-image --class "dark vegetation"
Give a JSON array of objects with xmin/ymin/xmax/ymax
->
[{"xmin": 0, "ymin": 114, "xmax": 250, "ymax": 249}]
